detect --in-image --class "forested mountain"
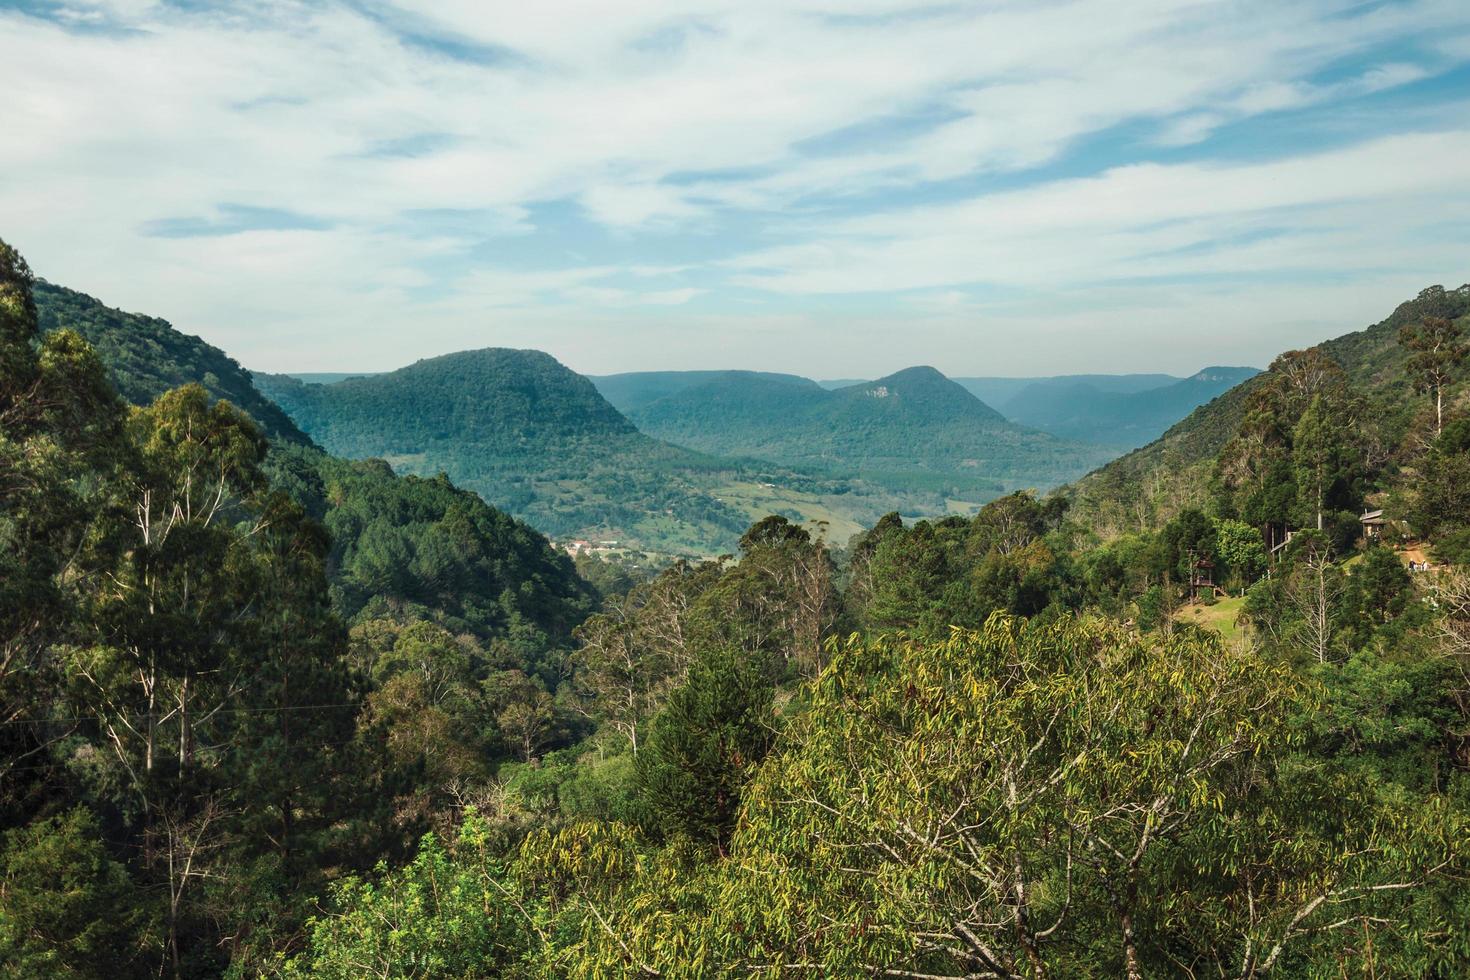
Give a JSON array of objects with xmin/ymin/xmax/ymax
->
[
  {"xmin": 815, "ymin": 369, "xmax": 1246, "ymax": 449},
  {"xmin": 1071, "ymin": 284, "xmax": 1470, "ymax": 535},
  {"xmin": 590, "ymin": 369, "xmax": 820, "ymax": 415},
  {"xmin": 1002, "ymin": 365, "xmax": 1260, "ymax": 448},
  {"xmin": 31, "ymin": 277, "xmax": 596, "ymax": 655},
  {"xmin": 259, "ymin": 349, "xmax": 637, "ymax": 458},
  {"xmin": 826, "ymin": 372, "xmax": 1183, "ymax": 402},
  {"xmin": 258, "ymin": 356, "xmax": 1107, "ymax": 554},
  {"xmin": 34, "ymin": 282, "xmax": 311, "ymax": 445},
  {"xmin": 256, "ymin": 352, "xmax": 794, "ymax": 553},
  {"xmin": 627, "ymin": 365, "xmax": 1115, "ymax": 493}
]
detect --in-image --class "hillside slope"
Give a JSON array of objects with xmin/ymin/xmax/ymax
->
[
  {"xmin": 256, "ymin": 351, "xmax": 805, "ymax": 553},
  {"xmin": 35, "ymin": 281, "xmax": 310, "ymax": 445},
  {"xmin": 1003, "ymin": 366, "xmax": 1260, "ymax": 448},
  {"xmin": 591, "ymin": 369, "xmax": 820, "ymax": 415},
  {"xmin": 30, "ymin": 279, "xmax": 595, "ymax": 646},
  {"xmin": 1069, "ymin": 284, "xmax": 1470, "ymax": 533},
  {"xmin": 628, "ymin": 365, "xmax": 1114, "ymax": 493}
]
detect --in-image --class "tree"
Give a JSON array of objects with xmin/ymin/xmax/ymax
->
[
  {"xmin": 1399, "ymin": 315, "xmax": 1467, "ymax": 436},
  {"xmin": 1291, "ymin": 394, "xmax": 1353, "ymax": 532},
  {"xmin": 1411, "ymin": 419, "xmax": 1470, "ymax": 542},
  {"xmin": 1283, "ymin": 532, "xmax": 1345, "ymax": 663},
  {"xmin": 488, "ymin": 670, "xmax": 556, "ymax": 763},
  {"xmin": 281, "ymin": 811, "xmax": 534, "ymax": 979},
  {"xmin": 569, "ymin": 560, "xmax": 723, "ymax": 755},
  {"xmin": 0, "ymin": 807, "xmax": 151, "ymax": 979},
  {"xmin": 1214, "ymin": 518, "xmax": 1268, "ymax": 590},
  {"xmin": 636, "ymin": 645, "xmax": 775, "ymax": 851},
  {"xmin": 573, "ymin": 618, "xmax": 1465, "ymax": 977}
]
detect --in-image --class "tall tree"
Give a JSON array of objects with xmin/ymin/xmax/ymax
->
[
  {"xmin": 636, "ymin": 644, "xmax": 775, "ymax": 852},
  {"xmin": 1399, "ymin": 315, "xmax": 1467, "ymax": 436},
  {"xmin": 1291, "ymin": 393, "xmax": 1352, "ymax": 532}
]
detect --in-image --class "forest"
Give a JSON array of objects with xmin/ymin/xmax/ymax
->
[{"xmin": 4, "ymin": 234, "xmax": 1470, "ymax": 977}]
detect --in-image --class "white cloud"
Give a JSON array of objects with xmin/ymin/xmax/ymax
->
[
  {"xmin": 727, "ymin": 131, "xmax": 1470, "ymax": 295},
  {"xmin": 0, "ymin": 0, "xmax": 1467, "ymax": 373}
]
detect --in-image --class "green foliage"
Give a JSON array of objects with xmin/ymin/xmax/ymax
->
[
  {"xmin": 625, "ymin": 365, "xmax": 1116, "ymax": 495},
  {"xmin": 1412, "ymin": 419, "xmax": 1470, "ymax": 542},
  {"xmin": 281, "ymin": 812, "xmax": 532, "ymax": 979},
  {"xmin": 565, "ymin": 619, "xmax": 1467, "ymax": 976},
  {"xmin": 1399, "ymin": 314, "xmax": 1468, "ymax": 434},
  {"xmin": 34, "ymin": 282, "xmax": 308, "ymax": 444},
  {"xmin": 264, "ymin": 445, "xmax": 596, "ymax": 666},
  {"xmin": 636, "ymin": 645, "xmax": 776, "ymax": 850},
  {"xmin": 1214, "ymin": 516, "xmax": 1267, "ymax": 587},
  {"xmin": 0, "ymin": 807, "xmax": 152, "ymax": 979}
]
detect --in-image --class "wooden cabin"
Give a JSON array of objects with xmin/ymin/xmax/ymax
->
[
  {"xmin": 1190, "ymin": 558, "xmax": 1216, "ymax": 602},
  {"xmin": 1360, "ymin": 509, "xmax": 1386, "ymax": 542}
]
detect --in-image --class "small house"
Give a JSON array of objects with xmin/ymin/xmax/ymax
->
[
  {"xmin": 1360, "ymin": 509, "xmax": 1386, "ymax": 542},
  {"xmin": 1190, "ymin": 558, "xmax": 1216, "ymax": 602}
]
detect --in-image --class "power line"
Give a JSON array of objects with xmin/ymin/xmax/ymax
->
[{"xmin": 0, "ymin": 701, "xmax": 363, "ymax": 727}]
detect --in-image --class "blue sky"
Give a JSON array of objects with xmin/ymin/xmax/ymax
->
[{"xmin": 3, "ymin": 0, "xmax": 1469, "ymax": 377}]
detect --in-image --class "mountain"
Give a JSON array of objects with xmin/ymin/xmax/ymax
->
[
  {"xmin": 824, "ymin": 373, "xmax": 1183, "ymax": 402},
  {"xmin": 34, "ymin": 281, "xmax": 310, "ymax": 445},
  {"xmin": 258, "ymin": 349, "xmax": 639, "ymax": 459},
  {"xmin": 30, "ymin": 279, "xmax": 595, "ymax": 646},
  {"xmin": 289, "ymin": 371, "xmax": 381, "ymax": 384},
  {"xmin": 591, "ymin": 370, "xmax": 820, "ymax": 415},
  {"xmin": 1001, "ymin": 366, "xmax": 1260, "ymax": 448},
  {"xmin": 255, "ymin": 350, "xmax": 779, "ymax": 553},
  {"xmin": 625, "ymin": 365, "xmax": 1115, "ymax": 493},
  {"xmin": 1069, "ymin": 284, "xmax": 1470, "ymax": 533},
  {"xmin": 958, "ymin": 373, "xmax": 1182, "ymax": 406}
]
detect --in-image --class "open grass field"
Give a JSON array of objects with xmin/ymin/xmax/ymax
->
[
  {"xmin": 1176, "ymin": 595, "xmax": 1248, "ymax": 643},
  {"xmin": 714, "ymin": 480, "xmax": 870, "ymax": 546}
]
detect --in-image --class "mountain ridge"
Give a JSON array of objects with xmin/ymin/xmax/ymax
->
[
  {"xmin": 1068, "ymin": 284, "xmax": 1470, "ymax": 533},
  {"xmin": 34, "ymin": 281, "xmax": 312, "ymax": 446},
  {"xmin": 625, "ymin": 362, "xmax": 1112, "ymax": 493}
]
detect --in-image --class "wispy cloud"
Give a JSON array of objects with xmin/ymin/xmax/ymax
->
[{"xmin": 0, "ymin": 0, "xmax": 1467, "ymax": 375}]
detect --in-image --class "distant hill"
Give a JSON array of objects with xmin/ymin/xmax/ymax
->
[
  {"xmin": 289, "ymin": 371, "xmax": 381, "ymax": 385},
  {"xmin": 255, "ymin": 350, "xmax": 778, "ymax": 552},
  {"xmin": 30, "ymin": 279, "xmax": 594, "ymax": 645},
  {"xmin": 34, "ymin": 281, "xmax": 311, "ymax": 445},
  {"xmin": 1001, "ymin": 366, "xmax": 1260, "ymax": 449},
  {"xmin": 591, "ymin": 370, "xmax": 820, "ymax": 415},
  {"xmin": 625, "ymin": 365, "xmax": 1114, "ymax": 493},
  {"xmin": 1069, "ymin": 285, "xmax": 1470, "ymax": 533},
  {"xmin": 960, "ymin": 373, "xmax": 1182, "ymax": 407},
  {"xmin": 822, "ymin": 373, "xmax": 1183, "ymax": 403},
  {"xmin": 259, "ymin": 349, "xmax": 640, "ymax": 459}
]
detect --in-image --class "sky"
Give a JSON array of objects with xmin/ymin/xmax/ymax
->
[{"xmin": 3, "ymin": 0, "xmax": 1470, "ymax": 379}]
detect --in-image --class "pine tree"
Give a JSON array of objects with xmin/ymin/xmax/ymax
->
[{"xmin": 636, "ymin": 645, "xmax": 775, "ymax": 851}]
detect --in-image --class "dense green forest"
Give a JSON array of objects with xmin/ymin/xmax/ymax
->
[
  {"xmin": 807, "ymin": 371, "xmax": 1255, "ymax": 450},
  {"xmin": 34, "ymin": 283, "xmax": 310, "ymax": 447},
  {"xmin": 590, "ymin": 369, "xmax": 822, "ymax": 415},
  {"xmin": 256, "ymin": 356, "xmax": 1067, "ymax": 556},
  {"xmin": 255, "ymin": 354, "xmax": 798, "ymax": 554},
  {"xmin": 1070, "ymin": 284, "xmax": 1470, "ymax": 536},
  {"xmin": 5, "ymin": 235, "xmax": 1470, "ymax": 977},
  {"xmin": 621, "ymin": 365, "xmax": 1116, "ymax": 493}
]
